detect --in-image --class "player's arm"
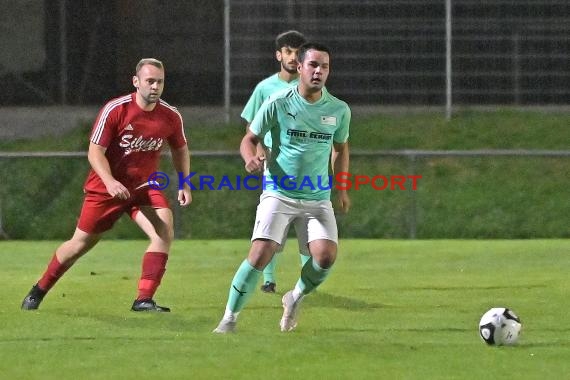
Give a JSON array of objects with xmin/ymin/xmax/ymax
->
[
  {"xmin": 330, "ymin": 149, "xmax": 339, "ymax": 174},
  {"xmin": 244, "ymin": 121, "xmax": 268, "ymax": 160},
  {"xmin": 240, "ymin": 130, "xmax": 265, "ymax": 173},
  {"xmin": 87, "ymin": 142, "xmax": 130, "ymax": 200},
  {"xmin": 171, "ymin": 145, "xmax": 192, "ymax": 207},
  {"xmin": 332, "ymin": 141, "xmax": 350, "ymax": 213}
]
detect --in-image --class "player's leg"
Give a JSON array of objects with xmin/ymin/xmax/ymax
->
[
  {"xmin": 296, "ymin": 201, "xmax": 338, "ymax": 294},
  {"xmin": 214, "ymin": 195, "xmax": 292, "ymax": 333},
  {"xmin": 260, "ymin": 251, "xmax": 278, "ymax": 293},
  {"xmin": 298, "ymin": 238, "xmax": 337, "ymax": 293},
  {"xmin": 261, "ymin": 225, "xmax": 290, "ymax": 293},
  {"xmin": 292, "ymin": 217, "xmax": 311, "ymax": 268},
  {"xmin": 280, "ymin": 200, "xmax": 338, "ymax": 332},
  {"xmin": 213, "ymin": 239, "xmax": 279, "ymax": 333},
  {"xmin": 21, "ymin": 192, "xmax": 121, "ymax": 310},
  {"xmin": 21, "ymin": 228, "xmax": 102, "ymax": 310},
  {"xmin": 280, "ymin": 239, "xmax": 338, "ymax": 332},
  {"xmin": 131, "ymin": 204, "xmax": 174, "ymax": 312}
]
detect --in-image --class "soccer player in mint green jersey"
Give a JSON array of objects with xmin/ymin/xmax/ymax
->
[
  {"xmin": 214, "ymin": 43, "xmax": 351, "ymax": 333},
  {"xmin": 240, "ymin": 31, "xmax": 309, "ymax": 294}
]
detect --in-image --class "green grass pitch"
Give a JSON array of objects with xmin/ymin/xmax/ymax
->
[{"xmin": 1, "ymin": 239, "xmax": 569, "ymax": 379}]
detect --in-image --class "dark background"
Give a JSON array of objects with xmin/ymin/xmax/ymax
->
[{"xmin": 2, "ymin": 0, "xmax": 569, "ymax": 106}]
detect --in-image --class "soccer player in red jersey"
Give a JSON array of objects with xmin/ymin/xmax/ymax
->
[{"xmin": 21, "ymin": 58, "xmax": 192, "ymax": 312}]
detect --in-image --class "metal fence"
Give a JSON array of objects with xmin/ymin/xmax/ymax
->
[
  {"xmin": 227, "ymin": 0, "xmax": 570, "ymax": 107},
  {"xmin": 2, "ymin": 1, "xmax": 569, "ymax": 108}
]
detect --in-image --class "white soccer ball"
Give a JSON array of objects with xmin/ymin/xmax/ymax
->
[{"xmin": 478, "ymin": 307, "xmax": 522, "ymax": 346}]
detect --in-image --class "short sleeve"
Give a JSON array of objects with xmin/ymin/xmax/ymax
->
[
  {"xmin": 240, "ymin": 85, "xmax": 265, "ymax": 123},
  {"xmin": 90, "ymin": 102, "xmax": 120, "ymax": 147},
  {"xmin": 333, "ymin": 105, "xmax": 351, "ymax": 144}
]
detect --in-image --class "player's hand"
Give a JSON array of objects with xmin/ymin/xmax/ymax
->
[
  {"xmin": 244, "ymin": 155, "xmax": 265, "ymax": 173},
  {"xmin": 178, "ymin": 189, "xmax": 192, "ymax": 207},
  {"xmin": 105, "ymin": 180, "xmax": 130, "ymax": 200},
  {"xmin": 336, "ymin": 191, "xmax": 351, "ymax": 214}
]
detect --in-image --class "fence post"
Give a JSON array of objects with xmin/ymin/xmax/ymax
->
[
  {"xmin": 0, "ymin": 198, "xmax": 9, "ymax": 240},
  {"xmin": 445, "ymin": 0, "xmax": 453, "ymax": 121},
  {"xmin": 223, "ymin": 0, "xmax": 231, "ymax": 124},
  {"xmin": 59, "ymin": 0, "xmax": 67, "ymax": 105},
  {"xmin": 513, "ymin": 31, "xmax": 521, "ymax": 104},
  {"xmin": 408, "ymin": 154, "xmax": 417, "ymax": 239}
]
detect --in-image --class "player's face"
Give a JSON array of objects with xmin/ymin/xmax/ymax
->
[
  {"xmin": 298, "ymin": 49, "xmax": 330, "ymax": 91},
  {"xmin": 132, "ymin": 64, "xmax": 165, "ymax": 105},
  {"xmin": 276, "ymin": 46, "xmax": 300, "ymax": 75}
]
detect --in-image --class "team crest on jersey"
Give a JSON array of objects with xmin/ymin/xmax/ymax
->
[
  {"xmin": 320, "ymin": 116, "xmax": 336, "ymax": 126},
  {"xmin": 119, "ymin": 134, "xmax": 163, "ymax": 155}
]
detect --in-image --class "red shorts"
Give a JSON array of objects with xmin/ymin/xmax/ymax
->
[{"xmin": 77, "ymin": 189, "xmax": 170, "ymax": 234}]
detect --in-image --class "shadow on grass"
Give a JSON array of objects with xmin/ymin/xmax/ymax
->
[
  {"xmin": 305, "ymin": 291, "xmax": 385, "ymax": 310},
  {"xmin": 392, "ymin": 283, "xmax": 549, "ymax": 292},
  {"xmin": 517, "ymin": 340, "xmax": 570, "ymax": 348}
]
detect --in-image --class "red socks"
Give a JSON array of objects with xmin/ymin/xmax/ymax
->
[
  {"xmin": 136, "ymin": 252, "xmax": 168, "ymax": 300},
  {"xmin": 36, "ymin": 251, "xmax": 168, "ymax": 300},
  {"xmin": 37, "ymin": 254, "xmax": 72, "ymax": 292}
]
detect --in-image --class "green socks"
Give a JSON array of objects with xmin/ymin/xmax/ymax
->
[
  {"xmin": 263, "ymin": 252, "xmax": 311, "ymax": 284},
  {"xmin": 262, "ymin": 255, "xmax": 277, "ymax": 283},
  {"xmin": 226, "ymin": 260, "xmax": 262, "ymax": 313},
  {"xmin": 295, "ymin": 257, "xmax": 331, "ymax": 295},
  {"xmin": 299, "ymin": 252, "xmax": 311, "ymax": 267}
]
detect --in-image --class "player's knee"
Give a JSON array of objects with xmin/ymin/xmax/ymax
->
[
  {"xmin": 315, "ymin": 253, "xmax": 336, "ymax": 269},
  {"xmin": 75, "ymin": 235, "xmax": 99, "ymax": 253},
  {"xmin": 161, "ymin": 227, "xmax": 174, "ymax": 244},
  {"xmin": 309, "ymin": 240, "xmax": 337, "ymax": 267},
  {"xmin": 155, "ymin": 221, "xmax": 174, "ymax": 241}
]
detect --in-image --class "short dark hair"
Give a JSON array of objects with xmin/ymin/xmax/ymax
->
[
  {"xmin": 275, "ymin": 30, "xmax": 306, "ymax": 50},
  {"xmin": 297, "ymin": 42, "xmax": 331, "ymax": 63},
  {"xmin": 136, "ymin": 58, "xmax": 164, "ymax": 74}
]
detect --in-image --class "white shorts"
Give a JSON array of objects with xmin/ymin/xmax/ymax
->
[
  {"xmin": 251, "ymin": 193, "xmax": 338, "ymax": 247},
  {"xmin": 278, "ymin": 217, "xmax": 309, "ymax": 254}
]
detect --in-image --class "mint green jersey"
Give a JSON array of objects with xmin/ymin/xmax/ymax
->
[
  {"xmin": 249, "ymin": 86, "xmax": 351, "ymax": 201},
  {"xmin": 241, "ymin": 73, "xmax": 299, "ymax": 123},
  {"xmin": 241, "ymin": 73, "xmax": 300, "ymax": 148}
]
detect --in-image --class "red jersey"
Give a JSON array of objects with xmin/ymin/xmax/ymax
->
[{"xmin": 84, "ymin": 93, "xmax": 187, "ymax": 193}]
